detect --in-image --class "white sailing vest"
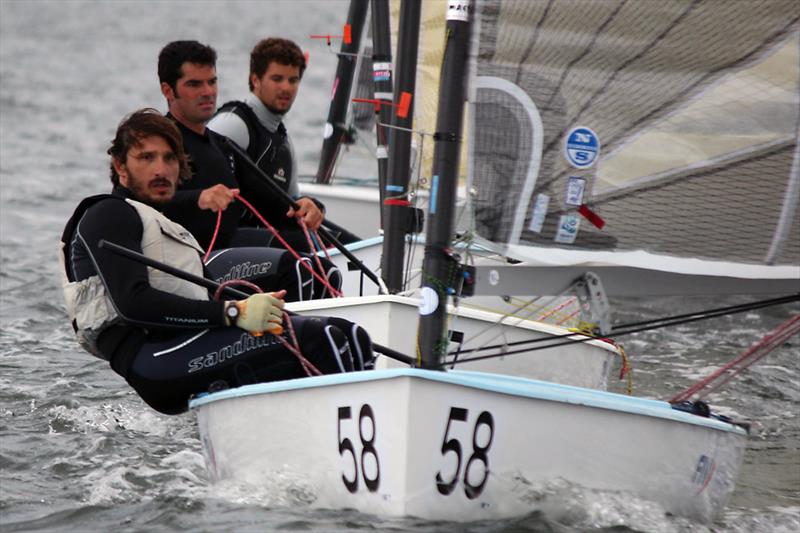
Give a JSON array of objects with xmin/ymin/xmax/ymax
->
[{"xmin": 61, "ymin": 199, "xmax": 208, "ymax": 358}]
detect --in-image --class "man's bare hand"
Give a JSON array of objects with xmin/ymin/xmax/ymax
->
[
  {"xmin": 287, "ymin": 197, "xmax": 324, "ymax": 230},
  {"xmin": 198, "ymin": 184, "xmax": 239, "ymax": 212}
]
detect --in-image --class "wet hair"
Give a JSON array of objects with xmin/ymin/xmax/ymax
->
[
  {"xmin": 249, "ymin": 37, "xmax": 306, "ymax": 91},
  {"xmin": 158, "ymin": 40, "xmax": 217, "ymax": 92},
  {"xmin": 107, "ymin": 108, "xmax": 190, "ymax": 186}
]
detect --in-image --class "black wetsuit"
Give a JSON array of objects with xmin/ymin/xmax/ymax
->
[
  {"xmin": 62, "ymin": 188, "xmax": 372, "ymax": 414},
  {"xmin": 162, "ymin": 115, "xmax": 341, "ymax": 296},
  {"xmin": 163, "ymin": 116, "xmax": 243, "ymax": 251},
  {"xmin": 215, "ymin": 101, "xmax": 295, "ymax": 230}
]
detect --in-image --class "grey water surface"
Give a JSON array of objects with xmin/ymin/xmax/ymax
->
[{"xmin": 1, "ymin": 1, "xmax": 798, "ymax": 531}]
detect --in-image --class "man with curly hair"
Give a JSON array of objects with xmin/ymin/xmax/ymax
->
[{"xmin": 209, "ymin": 37, "xmax": 324, "ymax": 232}]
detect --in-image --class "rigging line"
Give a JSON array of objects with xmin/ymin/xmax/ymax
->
[
  {"xmin": 612, "ymin": 294, "xmax": 800, "ymax": 330},
  {"xmin": 697, "ymin": 317, "xmax": 800, "ymax": 398},
  {"xmin": 234, "ymin": 193, "xmax": 343, "ymax": 297},
  {"xmin": 462, "ymin": 293, "xmax": 800, "ymax": 359},
  {"xmin": 449, "ymin": 292, "xmax": 800, "ymax": 357},
  {"xmin": 450, "ymin": 286, "xmax": 579, "ymax": 356},
  {"xmin": 694, "ymin": 319, "xmax": 800, "ymax": 400},
  {"xmin": 671, "ymin": 314, "xmax": 800, "ymax": 403},
  {"xmin": 444, "ymin": 293, "xmax": 800, "ymax": 363},
  {"xmin": 402, "ymin": 129, "xmax": 427, "ymax": 291},
  {"xmin": 202, "ymin": 209, "xmax": 224, "ymax": 263},
  {"xmin": 446, "ymin": 297, "xmax": 799, "ymax": 366}
]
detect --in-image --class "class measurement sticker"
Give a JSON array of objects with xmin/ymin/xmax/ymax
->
[
  {"xmin": 565, "ymin": 177, "xmax": 586, "ymax": 206},
  {"xmin": 528, "ymin": 193, "xmax": 549, "ymax": 233},
  {"xmin": 564, "ymin": 126, "xmax": 600, "ymax": 169},
  {"xmin": 554, "ymin": 214, "xmax": 580, "ymax": 244}
]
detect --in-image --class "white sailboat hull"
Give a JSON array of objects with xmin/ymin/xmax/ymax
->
[
  {"xmin": 287, "ymin": 295, "xmax": 619, "ymax": 390},
  {"xmin": 192, "ymin": 369, "xmax": 746, "ymax": 522}
]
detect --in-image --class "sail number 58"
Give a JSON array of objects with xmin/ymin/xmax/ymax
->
[{"xmin": 436, "ymin": 407, "xmax": 495, "ymax": 499}]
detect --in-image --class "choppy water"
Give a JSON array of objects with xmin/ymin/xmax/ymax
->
[{"xmin": 1, "ymin": 1, "xmax": 798, "ymax": 531}]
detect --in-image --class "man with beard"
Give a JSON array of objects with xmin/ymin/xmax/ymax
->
[
  {"xmin": 208, "ymin": 37, "xmax": 324, "ymax": 232},
  {"xmin": 59, "ymin": 109, "xmax": 373, "ymax": 415}
]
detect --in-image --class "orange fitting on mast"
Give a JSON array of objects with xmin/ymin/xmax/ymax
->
[
  {"xmin": 352, "ymin": 97, "xmax": 383, "ymax": 113},
  {"xmin": 309, "ymin": 24, "xmax": 352, "ymax": 46},
  {"xmin": 396, "ymin": 91, "xmax": 412, "ymax": 118},
  {"xmin": 353, "ymin": 92, "xmax": 412, "ymax": 118}
]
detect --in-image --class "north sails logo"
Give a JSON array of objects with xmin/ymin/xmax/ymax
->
[
  {"xmin": 188, "ymin": 332, "xmax": 282, "ymax": 372},
  {"xmin": 215, "ymin": 261, "xmax": 273, "ymax": 282}
]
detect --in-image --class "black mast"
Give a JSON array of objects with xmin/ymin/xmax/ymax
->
[
  {"xmin": 370, "ymin": 0, "xmax": 393, "ymax": 229},
  {"xmin": 417, "ymin": 0, "xmax": 472, "ymax": 368},
  {"xmin": 314, "ymin": 0, "xmax": 369, "ymax": 184},
  {"xmin": 381, "ymin": 0, "xmax": 421, "ymax": 292}
]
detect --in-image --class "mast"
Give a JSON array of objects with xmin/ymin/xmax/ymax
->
[
  {"xmin": 314, "ymin": 0, "xmax": 369, "ymax": 184},
  {"xmin": 381, "ymin": 0, "xmax": 421, "ymax": 292},
  {"xmin": 417, "ymin": 0, "xmax": 472, "ymax": 368},
  {"xmin": 371, "ymin": 0, "xmax": 393, "ymax": 230}
]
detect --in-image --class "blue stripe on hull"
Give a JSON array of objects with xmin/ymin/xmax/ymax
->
[{"xmin": 189, "ymin": 368, "xmax": 746, "ymax": 435}]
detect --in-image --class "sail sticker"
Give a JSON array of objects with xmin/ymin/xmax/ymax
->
[
  {"xmin": 373, "ymin": 62, "xmax": 392, "ymax": 82},
  {"xmin": 554, "ymin": 214, "xmax": 580, "ymax": 244},
  {"xmin": 323, "ymin": 122, "xmax": 334, "ymax": 139},
  {"xmin": 528, "ymin": 193, "xmax": 549, "ymax": 233},
  {"xmin": 446, "ymin": 0, "xmax": 471, "ymax": 22},
  {"xmin": 430, "ymin": 174, "xmax": 439, "ymax": 215},
  {"xmin": 565, "ymin": 177, "xmax": 586, "ymax": 206},
  {"xmin": 577, "ymin": 204, "xmax": 605, "ymax": 229},
  {"xmin": 419, "ymin": 286, "xmax": 439, "ymax": 315},
  {"xmin": 488, "ymin": 269, "xmax": 500, "ymax": 286},
  {"xmin": 330, "ymin": 77, "xmax": 339, "ymax": 100},
  {"xmin": 564, "ymin": 127, "xmax": 600, "ymax": 169},
  {"xmin": 692, "ymin": 455, "xmax": 716, "ymax": 493}
]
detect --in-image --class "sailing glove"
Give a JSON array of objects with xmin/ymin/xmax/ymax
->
[{"xmin": 227, "ymin": 293, "xmax": 284, "ymax": 335}]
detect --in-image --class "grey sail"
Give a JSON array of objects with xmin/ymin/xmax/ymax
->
[{"xmin": 469, "ymin": 0, "xmax": 800, "ymax": 270}]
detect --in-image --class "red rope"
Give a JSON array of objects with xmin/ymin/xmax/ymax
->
[
  {"xmin": 313, "ymin": 229, "xmax": 335, "ymax": 264},
  {"xmin": 671, "ymin": 314, "xmax": 800, "ymax": 403},
  {"xmin": 203, "ymin": 210, "xmax": 224, "ymax": 263},
  {"xmin": 234, "ymin": 192, "xmax": 342, "ymax": 297},
  {"xmin": 274, "ymin": 310, "xmax": 322, "ymax": 377},
  {"xmin": 297, "ymin": 218, "xmax": 337, "ymax": 298},
  {"xmin": 213, "ymin": 278, "xmax": 262, "ymax": 301}
]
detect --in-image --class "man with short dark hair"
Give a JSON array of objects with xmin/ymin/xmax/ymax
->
[
  {"xmin": 209, "ymin": 37, "xmax": 324, "ymax": 231},
  {"xmin": 157, "ymin": 40, "xmax": 242, "ymax": 250},
  {"xmin": 59, "ymin": 109, "xmax": 373, "ymax": 414},
  {"xmin": 157, "ymin": 40, "xmax": 341, "ymax": 299}
]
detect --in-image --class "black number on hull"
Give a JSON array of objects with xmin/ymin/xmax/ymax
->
[
  {"xmin": 436, "ymin": 407, "xmax": 468, "ymax": 495},
  {"xmin": 337, "ymin": 404, "xmax": 380, "ymax": 493},
  {"xmin": 464, "ymin": 411, "xmax": 494, "ymax": 499},
  {"xmin": 435, "ymin": 407, "xmax": 495, "ymax": 499},
  {"xmin": 359, "ymin": 404, "xmax": 380, "ymax": 491},
  {"xmin": 337, "ymin": 406, "xmax": 358, "ymax": 493}
]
